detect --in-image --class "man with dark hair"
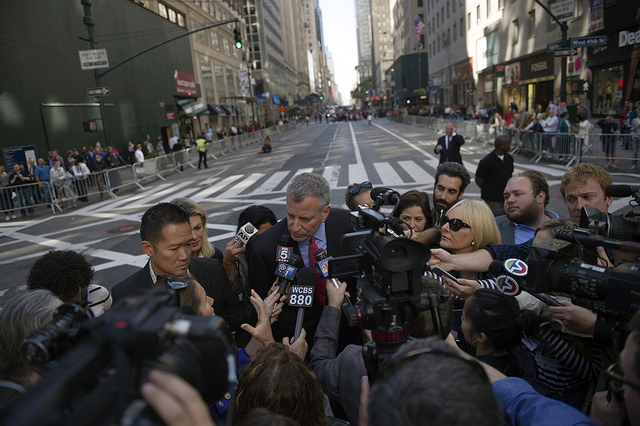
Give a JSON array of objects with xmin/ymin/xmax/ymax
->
[
  {"xmin": 366, "ymin": 336, "xmax": 594, "ymax": 426},
  {"xmin": 496, "ymin": 171, "xmax": 559, "ymax": 244},
  {"xmin": 309, "ymin": 277, "xmax": 453, "ymax": 425},
  {"xmin": 475, "ymin": 135, "xmax": 514, "ymax": 212},
  {"xmin": 112, "ymin": 203, "xmax": 246, "ymax": 331},
  {"xmin": 432, "ymin": 162, "xmax": 471, "ymax": 224},
  {"xmin": 27, "ymin": 250, "xmax": 94, "ymax": 302},
  {"xmin": 247, "ymin": 172, "xmax": 356, "ymax": 347}
]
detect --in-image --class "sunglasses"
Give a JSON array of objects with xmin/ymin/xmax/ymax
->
[
  {"xmin": 605, "ymin": 363, "xmax": 640, "ymax": 393},
  {"xmin": 348, "ymin": 181, "xmax": 372, "ymax": 195},
  {"xmin": 440, "ymin": 216, "xmax": 472, "ymax": 232}
]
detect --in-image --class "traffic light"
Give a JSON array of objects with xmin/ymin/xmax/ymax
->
[
  {"xmin": 234, "ymin": 28, "xmax": 242, "ymax": 49},
  {"xmin": 320, "ymin": 95, "xmax": 324, "ymax": 100}
]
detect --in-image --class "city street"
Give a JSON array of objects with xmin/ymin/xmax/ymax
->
[{"xmin": 0, "ymin": 118, "xmax": 638, "ymax": 301}]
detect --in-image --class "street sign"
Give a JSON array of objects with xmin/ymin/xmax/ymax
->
[
  {"xmin": 87, "ymin": 87, "xmax": 110, "ymax": 97},
  {"xmin": 571, "ymin": 36, "xmax": 608, "ymax": 48},
  {"xmin": 547, "ymin": 41, "xmax": 563, "ymax": 52},
  {"xmin": 554, "ymin": 48, "xmax": 577, "ymax": 57},
  {"xmin": 551, "ymin": 0, "xmax": 575, "ymax": 22},
  {"xmin": 79, "ymin": 49, "xmax": 109, "ymax": 70}
]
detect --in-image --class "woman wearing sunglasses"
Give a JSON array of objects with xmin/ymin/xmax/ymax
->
[
  {"xmin": 345, "ymin": 181, "xmax": 375, "ymax": 211},
  {"xmin": 426, "ymin": 200, "xmax": 501, "ymax": 298}
]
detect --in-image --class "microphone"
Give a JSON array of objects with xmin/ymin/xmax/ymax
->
[
  {"xmin": 276, "ymin": 234, "xmax": 294, "ymax": 263},
  {"xmin": 235, "ymin": 222, "xmax": 258, "ymax": 247},
  {"xmin": 371, "ymin": 187, "xmax": 400, "ymax": 210},
  {"xmin": 290, "ymin": 267, "xmax": 316, "ymax": 342},
  {"xmin": 275, "ymin": 253, "xmax": 303, "ymax": 296},
  {"xmin": 605, "ymin": 185, "xmax": 640, "ymax": 198},
  {"xmin": 313, "ymin": 248, "xmax": 354, "ymax": 314},
  {"xmin": 488, "ymin": 258, "xmax": 527, "ymax": 296}
]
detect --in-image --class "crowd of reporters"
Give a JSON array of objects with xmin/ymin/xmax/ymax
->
[{"xmin": 0, "ymin": 157, "xmax": 639, "ymax": 426}]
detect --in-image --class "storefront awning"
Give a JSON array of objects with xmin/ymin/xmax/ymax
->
[
  {"xmin": 177, "ymin": 99, "xmax": 208, "ymax": 115},
  {"xmin": 235, "ymin": 105, "xmax": 244, "ymax": 115},
  {"xmin": 272, "ymin": 94, "xmax": 281, "ymax": 105},
  {"xmin": 207, "ymin": 104, "xmax": 227, "ymax": 116},
  {"xmin": 220, "ymin": 105, "xmax": 233, "ymax": 115}
]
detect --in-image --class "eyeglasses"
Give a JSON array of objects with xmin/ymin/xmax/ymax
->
[
  {"xmin": 605, "ymin": 363, "xmax": 640, "ymax": 393},
  {"xmin": 439, "ymin": 216, "xmax": 472, "ymax": 232},
  {"xmin": 348, "ymin": 181, "xmax": 372, "ymax": 195}
]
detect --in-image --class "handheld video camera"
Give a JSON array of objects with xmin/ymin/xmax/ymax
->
[{"xmin": 1, "ymin": 290, "xmax": 234, "ymax": 426}]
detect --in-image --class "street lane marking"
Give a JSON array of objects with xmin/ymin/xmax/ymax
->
[
  {"xmin": 252, "ymin": 171, "xmax": 291, "ymax": 195},
  {"xmin": 323, "ymin": 165, "xmax": 340, "ymax": 188},
  {"xmin": 349, "ymin": 164, "xmax": 368, "ymax": 184},
  {"xmin": 373, "ymin": 162, "xmax": 404, "ymax": 185},
  {"xmin": 192, "ymin": 175, "xmax": 244, "ymax": 202},
  {"xmin": 349, "ymin": 122, "xmax": 364, "ymax": 165},
  {"xmin": 218, "ymin": 173, "xmax": 264, "ymax": 198},
  {"xmin": 398, "ymin": 161, "xmax": 435, "ymax": 185}
]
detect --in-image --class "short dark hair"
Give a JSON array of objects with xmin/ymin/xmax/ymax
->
[
  {"xmin": 516, "ymin": 170, "xmax": 550, "ymax": 207},
  {"xmin": 140, "ymin": 203, "xmax": 190, "ymax": 244},
  {"xmin": 434, "ymin": 162, "xmax": 471, "ymax": 193},
  {"xmin": 26, "ymin": 250, "xmax": 94, "ymax": 302},
  {"xmin": 465, "ymin": 289, "xmax": 540, "ymax": 352},
  {"xmin": 393, "ymin": 190, "xmax": 434, "ymax": 229},
  {"xmin": 234, "ymin": 343, "xmax": 328, "ymax": 426},
  {"xmin": 628, "ymin": 310, "xmax": 640, "ymax": 384},
  {"xmin": 157, "ymin": 274, "xmax": 201, "ymax": 311},
  {"xmin": 368, "ymin": 337, "xmax": 501, "ymax": 426},
  {"xmin": 237, "ymin": 205, "xmax": 277, "ymax": 233}
]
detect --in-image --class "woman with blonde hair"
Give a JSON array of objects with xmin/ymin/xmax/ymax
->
[
  {"xmin": 428, "ymin": 199, "xmax": 501, "ymax": 296},
  {"xmin": 170, "ymin": 198, "xmax": 222, "ymax": 261}
]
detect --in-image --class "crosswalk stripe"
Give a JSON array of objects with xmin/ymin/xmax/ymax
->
[
  {"xmin": 373, "ymin": 162, "xmax": 404, "ymax": 185},
  {"xmin": 323, "ymin": 165, "xmax": 340, "ymax": 188},
  {"xmin": 251, "ymin": 171, "xmax": 291, "ymax": 195},
  {"xmin": 349, "ymin": 164, "xmax": 368, "ymax": 184},
  {"xmin": 398, "ymin": 160, "xmax": 435, "ymax": 185},
  {"xmin": 192, "ymin": 175, "xmax": 244, "ymax": 202},
  {"xmin": 218, "ymin": 173, "xmax": 265, "ymax": 198}
]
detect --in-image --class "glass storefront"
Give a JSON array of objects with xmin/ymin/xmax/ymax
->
[{"xmin": 592, "ymin": 65, "xmax": 624, "ymax": 116}]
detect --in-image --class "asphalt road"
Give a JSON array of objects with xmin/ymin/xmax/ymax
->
[{"xmin": 1, "ymin": 118, "xmax": 638, "ymax": 300}]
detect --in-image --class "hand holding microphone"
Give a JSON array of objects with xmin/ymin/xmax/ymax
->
[
  {"xmin": 313, "ymin": 248, "xmax": 354, "ymax": 313},
  {"xmin": 275, "ymin": 253, "xmax": 303, "ymax": 296}
]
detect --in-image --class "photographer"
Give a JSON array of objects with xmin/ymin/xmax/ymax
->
[
  {"xmin": 309, "ymin": 277, "xmax": 453, "ymax": 425},
  {"xmin": 0, "ymin": 290, "xmax": 62, "ymax": 405}
]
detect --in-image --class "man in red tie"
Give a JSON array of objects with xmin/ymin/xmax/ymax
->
[{"xmin": 247, "ymin": 172, "xmax": 359, "ymax": 351}]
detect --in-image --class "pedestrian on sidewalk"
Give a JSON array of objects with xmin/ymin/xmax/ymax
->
[
  {"xmin": 597, "ymin": 115, "xmax": 618, "ymax": 169},
  {"xmin": 434, "ymin": 122, "xmax": 465, "ymax": 165},
  {"xmin": 196, "ymin": 133, "xmax": 208, "ymax": 169}
]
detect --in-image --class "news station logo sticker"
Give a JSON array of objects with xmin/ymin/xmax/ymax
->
[
  {"xmin": 277, "ymin": 247, "xmax": 292, "ymax": 262},
  {"xmin": 504, "ymin": 259, "xmax": 528, "ymax": 277},
  {"xmin": 496, "ymin": 276, "xmax": 520, "ymax": 296}
]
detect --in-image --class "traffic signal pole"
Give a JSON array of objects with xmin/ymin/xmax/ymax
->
[
  {"xmin": 80, "ymin": 0, "xmax": 239, "ymax": 146},
  {"xmin": 533, "ymin": 0, "xmax": 568, "ymax": 103}
]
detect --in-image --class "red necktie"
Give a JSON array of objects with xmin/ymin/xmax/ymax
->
[{"xmin": 308, "ymin": 236, "xmax": 327, "ymax": 305}]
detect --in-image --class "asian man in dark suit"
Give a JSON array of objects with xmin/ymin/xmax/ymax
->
[
  {"xmin": 247, "ymin": 173, "xmax": 359, "ymax": 350},
  {"xmin": 111, "ymin": 203, "xmax": 247, "ymax": 332},
  {"xmin": 434, "ymin": 122, "xmax": 465, "ymax": 165}
]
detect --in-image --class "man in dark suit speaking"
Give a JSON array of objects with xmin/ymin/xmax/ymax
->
[
  {"xmin": 111, "ymin": 203, "xmax": 246, "ymax": 332},
  {"xmin": 247, "ymin": 173, "xmax": 358, "ymax": 349},
  {"xmin": 434, "ymin": 122, "xmax": 465, "ymax": 165}
]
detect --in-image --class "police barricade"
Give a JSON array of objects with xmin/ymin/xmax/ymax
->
[
  {"xmin": 132, "ymin": 160, "xmax": 166, "ymax": 189},
  {"xmin": 578, "ymin": 131, "xmax": 636, "ymax": 167},
  {"xmin": 172, "ymin": 148, "xmax": 194, "ymax": 172},
  {"xmin": 521, "ymin": 132, "xmax": 580, "ymax": 167},
  {"xmin": 106, "ymin": 165, "xmax": 134, "ymax": 193},
  {"xmin": 0, "ymin": 181, "xmax": 57, "ymax": 217}
]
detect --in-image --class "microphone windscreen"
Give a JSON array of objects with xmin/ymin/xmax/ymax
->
[
  {"xmin": 245, "ymin": 224, "xmax": 255, "ymax": 233},
  {"xmin": 371, "ymin": 187, "xmax": 391, "ymax": 199},
  {"xmin": 488, "ymin": 259, "xmax": 504, "ymax": 276},
  {"xmin": 605, "ymin": 185, "xmax": 636, "ymax": 198},
  {"xmin": 288, "ymin": 253, "xmax": 304, "ymax": 267},
  {"xmin": 297, "ymin": 267, "xmax": 317, "ymax": 286},
  {"xmin": 279, "ymin": 234, "xmax": 293, "ymax": 245}
]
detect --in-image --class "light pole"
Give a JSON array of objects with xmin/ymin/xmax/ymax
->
[{"xmin": 533, "ymin": 0, "xmax": 568, "ymax": 102}]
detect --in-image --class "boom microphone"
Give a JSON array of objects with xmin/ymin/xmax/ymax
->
[
  {"xmin": 313, "ymin": 248, "xmax": 354, "ymax": 314},
  {"xmin": 291, "ymin": 267, "xmax": 317, "ymax": 341},
  {"xmin": 275, "ymin": 254, "xmax": 303, "ymax": 296},
  {"xmin": 605, "ymin": 185, "xmax": 640, "ymax": 198}
]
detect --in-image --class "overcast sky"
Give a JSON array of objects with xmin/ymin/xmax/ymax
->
[{"xmin": 319, "ymin": 0, "xmax": 358, "ymax": 105}]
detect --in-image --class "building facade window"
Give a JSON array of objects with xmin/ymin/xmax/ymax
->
[
  {"xmin": 476, "ymin": 5, "xmax": 480, "ymax": 25},
  {"xmin": 528, "ymin": 10, "xmax": 535, "ymax": 38},
  {"xmin": 467, "ymin": 12, "xmax": 471, "ymax": 30},
  {"xmin": 512, "ymin": 19, "xmax": 519, "ymax": 44},
  {"xmin": 487, "ymin": 0, "xmax": 491, "ymax": 17}
]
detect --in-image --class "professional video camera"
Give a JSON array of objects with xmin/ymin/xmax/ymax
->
[
  {"xmin": 1, "ymin": 290, "xmax": 234, "ymax": 426},
  {"xmin": 330, "ymin": 205, "xmax": 449, "ymax": 381},
  {"xmin": 580, "ymin": 205, "xmax": 640, "ymax": 242}
]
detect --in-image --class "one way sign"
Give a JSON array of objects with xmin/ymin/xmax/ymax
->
[
  {"xmin": 87, "ymin": 87, "xmax": 110, "ymax": 97},
  {"xmin": 554, "ymin": 48, "xmax": 577, "ymax": 57}
]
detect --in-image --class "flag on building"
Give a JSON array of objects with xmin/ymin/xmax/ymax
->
[{"xmin": 414, "ymin": 17, "xmax": 425, "ymax": 41}]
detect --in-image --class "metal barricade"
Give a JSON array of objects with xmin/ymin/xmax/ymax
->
[
  {"xmin": 0, "ymin": 181, "xmax": 57, "ymax": 216},
  {"xmin": 132, "ymin": 160, "xmax": 166, "ymax": 189}
]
